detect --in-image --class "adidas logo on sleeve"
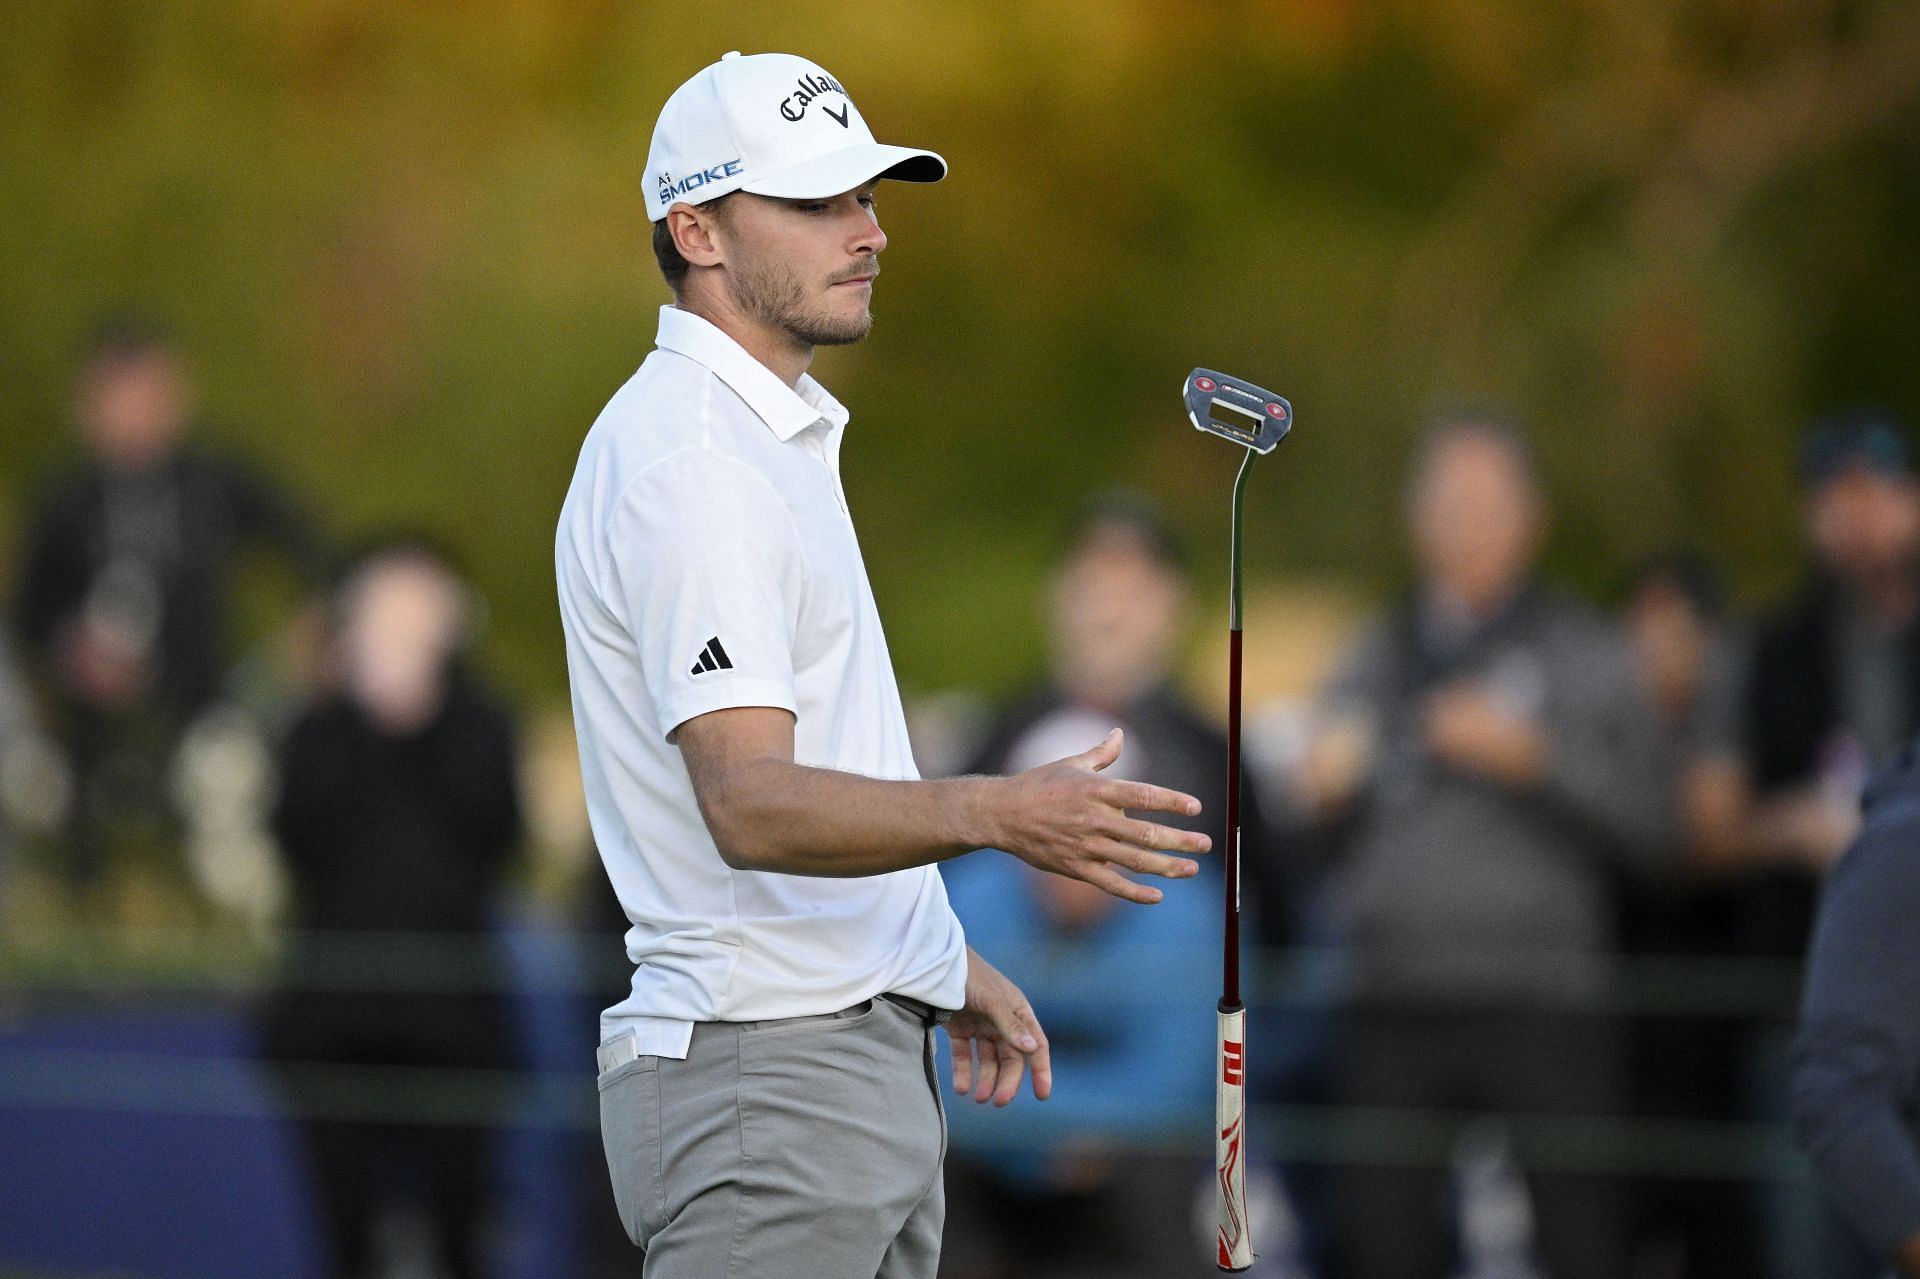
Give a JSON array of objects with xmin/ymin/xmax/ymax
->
[{"xmin": 689, "ymin": 636, "xmax": 734, "ymax": 676}]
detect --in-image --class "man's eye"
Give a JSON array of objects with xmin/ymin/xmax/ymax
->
[{"xmin": 858, "ymin": 196, "xmax": 876, "ymax": 210}]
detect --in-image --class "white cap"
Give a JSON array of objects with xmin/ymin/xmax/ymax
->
[{"xmin": 643, "ymin": 51, "xmax": 946, "ymax": 223}]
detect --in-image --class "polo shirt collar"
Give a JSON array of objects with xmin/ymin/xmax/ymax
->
[{"xmin": 655, "ymin": 305, "xmax": 849, "ymax": 443}]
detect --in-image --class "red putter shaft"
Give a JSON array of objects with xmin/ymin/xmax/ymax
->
[{"xmin": 1223, "ymin": 626, "xmax": 1242, "ymax": 1009}]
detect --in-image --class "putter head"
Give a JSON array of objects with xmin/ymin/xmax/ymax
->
[{"xmin": 1184, "ymin": 369, "xmax": 1292, "ymax": 455}]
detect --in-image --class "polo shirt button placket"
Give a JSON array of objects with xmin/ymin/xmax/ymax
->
[{"xmin": 802, "ymin": 422, "xmax": 850, "ymax": 515}]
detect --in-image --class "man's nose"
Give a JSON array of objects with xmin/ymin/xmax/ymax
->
[{"xmin": 850, "ymin": 208, "xmax": 886, "ymax": 256}]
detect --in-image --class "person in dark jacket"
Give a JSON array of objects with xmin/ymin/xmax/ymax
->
[
  {"xmin": 8, "ymin": 314, "xmax": 323, "ymax": 895},
  {"xmin": 1732, "ymin": 411, "xmax": 1920, "ymax": 1278},
  {"xmin": 1793, "ymin": 737, "xmax": 1920, "ymax": 1277},
  {"xmin": 1736, "ymin": 410, "xmax": 1920, "ymax": 957},
  {"xmin": 263, "ymin": 537, "xmax": 522, "ymax": 1279}
]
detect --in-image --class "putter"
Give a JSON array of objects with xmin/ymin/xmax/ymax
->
[{"xmin": 1184, "ymin": 367, "xmax": 1292, "ymax": 1272}]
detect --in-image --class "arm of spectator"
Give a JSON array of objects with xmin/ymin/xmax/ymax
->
[
  {"xmin": 1420, "ymin": 683, "xmax": 1549, "ymax": 787},
  {"xmin": 1675, "ymin": 754, "xmax": 1753, "ymax": 872},
  {"xmin": 7, "ymin": 484, "xmax": 85, "ymax": 680},
  {"xmin": 217, "ymin": 455, "xmax": 332, "ymax": 695},
  {"xmin": 1741, "ymin": 785, "xmax": 1860, "ymax": 873},
  {"xmin": 1429, "ymin": 631, "xmax": 1677, "ymax": 877},
  {"xmin": 220, "ymin": 453, "xmax": 330, "ymax": 588},
  {"xmin": 1537, "ymin": 644, "xmax": 1678, "ymax": 879},
  {"xmin": 678, "ymin": 708, "xmax": 1206, "ymax": 904},
  {"xmin": 1722, "ymin": 622, "xmax": 1862, "ymax": 872},
  {"xmin": 1296, "ymin": 622, "xmax": 1390, "ymax": 823},
  {"xmin": 1793, "ymin": 789, "xmax": 1920, "ymax": 1270},
  {"xmin": 1673, "ymin": 634, "xmax": 1761, "ymax": 873}
]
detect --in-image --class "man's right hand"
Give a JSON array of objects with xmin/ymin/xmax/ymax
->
[{"xmin": 982, "ymin": 728, "xmax": 1208, "ymax": 904}]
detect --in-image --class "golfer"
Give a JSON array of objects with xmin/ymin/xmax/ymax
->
[{"xmin": 555, "ymin": 51, "xmax": 1211, "ymax": 1277}]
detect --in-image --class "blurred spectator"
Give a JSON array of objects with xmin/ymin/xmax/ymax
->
[
  {"xmin": 1622, "ymin": 553, "xmax": 1748, "ymax": 867},
  {"xmin": 1615, "ymin": 553, "xmax": 1758, "ymax": 1276},
  {"xmin": 1793, "ymin": 737, "xmax": 1920, "ymax": 1279},
  {"xmin": 939, "ymin": 493, "xmax": 1303, "ymax": 1277},
  {"xmin": 7, "ymin": 313, "xmax": 322, "ymax": 901},
  {"xmin": 1734, "ymin": 410, "xmax": 1920, "ymax": 953},
  {"xmin": 1727, "ymin": 409, "xmax": 1920, "ymax": 1279},
  {"xmin": 1298, "ymin": 414, "xmax": 1674, "ymax": 1279},
  {"xmin": 939, "ymin": 724, "xmax": 1216, "ymax": 1279},
  {"xmin": 963, "ymin": 492, "xmax": 1293, "ymax": 943},
  {"xmin": 260, "ymin": 537, "xmax": 522, "ymax": 1279}
]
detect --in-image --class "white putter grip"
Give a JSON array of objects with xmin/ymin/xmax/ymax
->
[{"xmin": 1216, "ymin": 1004, "xmax": 1253, "ymax": 1271}]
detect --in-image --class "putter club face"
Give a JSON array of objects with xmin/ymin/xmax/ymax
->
[{"xmin": 1184, "ymin": 369, "xmax": 1292, "ymax": 455}]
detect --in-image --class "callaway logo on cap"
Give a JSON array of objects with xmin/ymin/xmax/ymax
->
[{"xmin": 644, "ymin": 51, "xmax": 947, "ymax": 223}]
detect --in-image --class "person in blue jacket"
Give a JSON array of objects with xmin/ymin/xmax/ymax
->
[{"xmin": 939, "ymin": 833, "xmax": 1216, "ymax": 1278}]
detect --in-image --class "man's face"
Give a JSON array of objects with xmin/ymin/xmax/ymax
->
[
  {"xmin": 1408, "ymin": 430, "xmax": 1544, "ymax": 611},
  {"xmin": 709, "ymin": 185, "xmax": 885, "ymax": 347},
  {"xmin": 77, "ymin": 350, "xmax": 189, "ymax": 471},
  {"xmin": 1807, "ymin": 466, "xmax": 1920, "ymax": 582}
]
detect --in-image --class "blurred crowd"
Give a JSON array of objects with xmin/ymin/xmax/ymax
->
[
  {"xmin": 2, "ymin": 316, "xmax": 1917, "ymax": 1279},
  {"xmin": 929, "ymin": 410, "xmax": 1920, "ymax": 1279},
  {"xmin": 1, "ymin": 317, "xmax": 536, "ymax": 1279}
]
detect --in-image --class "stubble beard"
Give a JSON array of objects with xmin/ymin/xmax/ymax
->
[{"xmin": 730, "ymin": 254, "xmax": 873, "ymax": 348}]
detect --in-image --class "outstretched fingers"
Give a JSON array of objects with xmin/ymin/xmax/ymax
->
[
  {"xmin": 1089, "ymin": 841, "xmax": 1200, "ymax": 884},
  {"xmin": 1112, "ymin": 815, "xmax": 1211, "ymax": 856},
  {"xmin": 1100, "ymin": 777, "xmax": 1204, "ymax": 819},
  {"xmin": 1079, "ymin": 863, "xmax": 1166, "ymax": 904}
]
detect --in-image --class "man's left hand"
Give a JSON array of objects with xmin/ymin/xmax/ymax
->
[{"xmin": 947, "ymin": 946, "xmax": 1051, "ymax": 1107}]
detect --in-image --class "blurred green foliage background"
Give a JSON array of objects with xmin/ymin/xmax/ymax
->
[{"xmin": 2, "ymin": 0, "xmax": 1917, "ymax": 708}]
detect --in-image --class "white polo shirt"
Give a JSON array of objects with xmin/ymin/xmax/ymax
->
[{"xmin": 555, "ymin": 305, "xmax": 969, "ymax": 1058}]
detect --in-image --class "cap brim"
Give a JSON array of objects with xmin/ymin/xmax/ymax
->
[{"xmin": 740, "ymin": 142, "xmax": 946, "ymax": 200}]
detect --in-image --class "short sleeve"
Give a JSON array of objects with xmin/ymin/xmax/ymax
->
[{"xmin": 602, "ymin": 450, "xmax": 808, "ymax": 741}]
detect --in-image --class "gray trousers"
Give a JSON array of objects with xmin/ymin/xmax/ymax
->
[{"xmin": 598, "ymin": 996, "xmax": 948, "ymax": 1278}]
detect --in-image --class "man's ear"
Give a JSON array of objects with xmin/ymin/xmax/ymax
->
[{"xmin": 668, "ymin": 203, "xmax": 724, "ymax": 269}]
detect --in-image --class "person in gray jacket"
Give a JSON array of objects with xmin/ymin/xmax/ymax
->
[{"xmin": 1299, "ymin": 413, "xmax": 1675, "ymax": 1279}]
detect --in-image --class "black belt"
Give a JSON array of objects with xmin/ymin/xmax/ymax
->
[
  {"xmin": 879, "ymin": 992, "xmax": 951, "ymax": 1027},
  {"xmin": 601, "ymin": 995, "xmax": 952, "ymax": 1065}
]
